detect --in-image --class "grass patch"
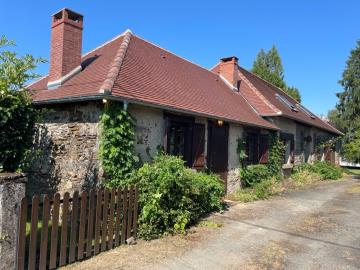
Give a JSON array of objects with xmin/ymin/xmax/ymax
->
[
  {"xmin": 229, "ymin": 162, "xmax": 344, "ymax": 203},
  {"xmin": 343, "ymin": 167, "xmax": 360, "ymax": 176},
  {"xmin": 198, "ymin": 220, "xmax": 223, "ymax": 229},
  {"xmin": 291, "ymin": 170, "xmax": 322, "ymax": 188},
  {"xmin": 347, "ymin": 185, "xmax": 360, "ymax": 193},
  {"xmin": 227, "ymin": 178, "xmax": 282, "ymax": 203}
]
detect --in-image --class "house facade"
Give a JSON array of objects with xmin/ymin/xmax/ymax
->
[{"xmin": 27, "ymin": 9, "xmax": 341, "ymax": 196}]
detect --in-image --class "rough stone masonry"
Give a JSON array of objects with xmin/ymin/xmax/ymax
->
[
  {"xmin": 27, "ymin": 101, "xmax": 103, "ymax": 197},
  {"xmin": 0, "ymin": 173, "xmax": 27, "ymax": 270}
]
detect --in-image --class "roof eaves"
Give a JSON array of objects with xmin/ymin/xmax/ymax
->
[
  {"xmin": 32, "ymin": 94, "xmax": 107, "ymax": 105},
  {"xmin": 99, "ymin": 29, "xmax": 132, "ymax": 94},
  {"xmin": 107, "ymin": 95, "xmax": 279, "ymax": 130}
]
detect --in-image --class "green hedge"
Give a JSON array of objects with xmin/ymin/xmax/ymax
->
[
  {"xmin": 126, "ymin": 154, "xmax": 224, "ymax": 239},
  {"xmin": 293, "ymin": 161, "xmax": 342, "ymax": 180},
  {"xmin": 240, "ymin": 164, "xmax": 270, "ymax": 187}
]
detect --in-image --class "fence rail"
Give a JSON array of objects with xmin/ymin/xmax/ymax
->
[{"xmin": 16, "ymin": 186, "xmax": 139, "ymax": 270}]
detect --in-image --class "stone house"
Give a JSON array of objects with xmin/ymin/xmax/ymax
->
[
  {"xmin": 27, "ymin": 8, "xmax": 341, "ymax": 196},
  {"xmin": 211, "ymin": 59, "xmax": 342, "ymax": 168}
]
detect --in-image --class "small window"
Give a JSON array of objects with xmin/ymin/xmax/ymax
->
[
  {"xmin": 296, "ymin": 104, "xmax": 315, "ymax": 119},
  {"xmin": 236, "ymin": 80, "xmax": 241, "ymax": 92},
  {"xmin": 245, "ymin": 132, "xmax": 269, "ymax": 164},
  {"xmin": 276, "ymin": 93, "xmax": 298, "ymax": 112}
]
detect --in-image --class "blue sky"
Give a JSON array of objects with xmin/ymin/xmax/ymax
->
[{"xmin": 1, "ymin": 1, "xmax": 359, "ymax": 115}]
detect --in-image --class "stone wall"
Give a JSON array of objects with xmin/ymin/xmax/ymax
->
[
  {"xmin": 0, "ymin": 173, "xmax": 27, "ymax": 270},
  {"xmin": 227, "ymin": 123, "xmax": 243, "ymax": 193},
  {"xmin": 27, "ymin": 101, "xmax": 103, "ymax": 197}
]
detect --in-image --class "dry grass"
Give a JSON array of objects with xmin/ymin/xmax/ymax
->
[
  {"xmin": 62, "ymin": 221, "xmax": 219, "ymax": 270},
  {"xmin": 347, "ymin": 184, "xmax": 360, "ymax": 193},
  {"xmin": 288, "ymin": 212, "xmax": 338, "ymax": 234},
  {"xmin": 245, "ymin": 240, "xmax": 302, "ymax": 270}
]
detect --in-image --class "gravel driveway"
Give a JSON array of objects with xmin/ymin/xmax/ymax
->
[{"xmin": 64, "ymin": 177, "xmax": 360, "ymax": 270}]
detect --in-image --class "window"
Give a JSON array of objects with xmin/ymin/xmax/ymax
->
[
  {"xmin": 245, "ymin": 132, "xmax": 269, "ymax": 164},
  {"xmin": 276, "ymin": 93, "xmax": 298, "ymax": 112},
  {"xmin": 296, "ymin": 104, "xmax": 315, "ymax": 119},
  {"xmin": 165, "ymin": 114, "xmax": 205, "ymax": 168}
]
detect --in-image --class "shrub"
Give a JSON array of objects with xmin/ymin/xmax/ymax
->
[
  {"xmin": 240, "ymin": 164, "xmax": 270, "ymax": 187},
  {"xmin": 229, "ymin": 177, "xmax": 281, "ymax": 202},
  {"xmin": 126, "ymin": 154, "xmax": 224, "ymax": 239},
  {"xmin": 291, "ymin": 170, "xmax": 322, "ymax": 187},
  {"xmin": 293, "ymin": 161, "xmax": 342, "ymax": 180},
  {"xmin": 0, "ymin": 90, "xmax": 38, "ymax": 171},
  {"xmin": 312, "ymin": 161, "xmax": 342, "ymax": 180}
]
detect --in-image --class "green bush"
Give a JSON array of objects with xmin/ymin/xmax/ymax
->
[
  {"xmin": 240, "ymin": 164, "xmax": 270, "ymax": 187},
  {"xmin": 126, "ymin": 154, "xmax": 224, "ymax": 239},
  {"xmin": 229, "ymin": 177, "xmax": 281, "ymax": 202},
  {"xmin": 312, "ymin": 161, "xmax": 342, "ymax": 180},
  {"xmin": 293, "ymin": 161, "xmax": 342, "ymax": 180}
]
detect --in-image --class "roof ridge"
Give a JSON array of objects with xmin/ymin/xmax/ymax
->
[
  {"xmin": 83, "ymin": 30, "xmax": 128, "ymax": 58},
  {"xmin": 237, "ymin": 67, "xmax": 281, "ymax": 115},
  {"xmin": 99, "ymin": 30, "xmax": 132, "ymax": 94},
  {"xmin": 242, "ymin": 66, "xmax": 301, "ymax": 104},
  {"xmin": 133, "ymin": 34, "xmax": 221, "ymax": 77}
]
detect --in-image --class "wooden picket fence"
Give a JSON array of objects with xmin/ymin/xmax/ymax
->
[{"xmin": 16, "ymin": 186, "xmax": 139, "ymax": 270}]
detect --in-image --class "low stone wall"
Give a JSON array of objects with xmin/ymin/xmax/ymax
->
[{"xmin": 0, "ymin": 173, "xmax": 27, "ymax": 270}]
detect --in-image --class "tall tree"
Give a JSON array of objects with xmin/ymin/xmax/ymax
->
[
  {"xmin": 252, "ymin": 45, "xmax": 301, "ymax": 102},
  {"xmin": 0, "ymin": 35, "xmax": 45, "ymax": 171},
  {"xmin": 327, "ymin": 108, "xmax": 343, "ymax": 130},
  {"xmin": 335, "ymin": 40, "xmax": 360, "ymax": 163}
]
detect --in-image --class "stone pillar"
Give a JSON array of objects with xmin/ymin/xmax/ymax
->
[{"xmin": 0, "ymin": 173, "xmax": 27, "ymax": 270}]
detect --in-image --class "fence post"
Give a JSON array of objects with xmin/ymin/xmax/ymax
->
[{"xmin": 0, "ymin": 173, "xmax": 27, "ymax": 270}]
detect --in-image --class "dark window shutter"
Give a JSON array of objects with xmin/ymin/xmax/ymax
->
[
  {"xmin": 259, "ymin": 134, "xmax": 269, "ymax": 164},
  {"xmin": 290, "ymin": 136, "xmax": 295, "ymax": 163},
  {"xmin": 192, "ymin": 123, "xmax": 205, "ymax": 169}
]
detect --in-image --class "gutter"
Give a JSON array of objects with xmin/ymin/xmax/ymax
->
[{"xmin": 33, "ymin": 94, "xmax": 279, "ymax": 131}]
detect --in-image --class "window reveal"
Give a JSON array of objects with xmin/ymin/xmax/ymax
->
[
  {"xmin": 165, "ymin": 114, "xmax": 205, "ymax": 168},
  {"xmin": 245, "ymin": 132, "xmax": 269, "ymax": 164}
]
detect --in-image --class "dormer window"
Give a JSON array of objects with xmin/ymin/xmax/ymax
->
[
  {"xmin": 296, "ymin": 104, "xmax": 316, "ymax": 119},
  {"xmin": 236, "ymin": 80, "xmax": 241, "ymax": 92},
  {"xmin": 276, "ymin": 93, "xmax": 298, "ymax": 112}
]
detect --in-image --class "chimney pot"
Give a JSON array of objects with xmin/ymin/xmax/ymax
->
[{"xmin": 217, "ymin": 56, "xmax": 239, "ymax": 89}]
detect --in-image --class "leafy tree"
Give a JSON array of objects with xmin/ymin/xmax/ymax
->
[
  {"xmin": 335, "ymin": 40, "xmax": 360, "ymax": 163},
  {"xmin": 327, "ymin": 108, "xmax": 343, "ymax": 130},
  {"xmin": 0, "ymin": 36, "xmax": 45, "ymax": 172},
  {"xmin": 252, "ymin": 45, "xmax": 301, "ymax": 102},
  {"xmin": 285, "ymin": 86, "xmax": 301, "ymax": 103}
]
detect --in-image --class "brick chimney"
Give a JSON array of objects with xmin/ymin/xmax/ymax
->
[
  {"xmin": 217, "ymin": 56, "xmax": 239, "ymax": 90},
  {"xmin": 48, "ymin": 8, "xmax": 83, "ymax": 89}
]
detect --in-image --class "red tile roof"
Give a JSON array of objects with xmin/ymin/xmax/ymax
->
[
  {"xmin": 29, "ymin": 31, "xmax": 277, "ymax": 130},
  {"xmin": 222, "ymin": 65, "xmax": 342, "ymax": 135}
]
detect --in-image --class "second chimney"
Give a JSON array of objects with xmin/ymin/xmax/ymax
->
[
  {"xmin": 48, "ymin": 8, "xmax": 83, "ymax": 88},
  {"xmin": 217, "ymin": 56, "xmax": 239, "ymax": 89}
]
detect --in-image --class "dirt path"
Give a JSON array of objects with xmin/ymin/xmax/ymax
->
[{"xmin": 63, "ymin": 177, "xmax": 360, "ymax": 270}]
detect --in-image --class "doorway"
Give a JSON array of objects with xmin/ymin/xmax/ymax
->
[{"xmin": 207, "ymin": 121, "xmax": 229, "ymax": 185}]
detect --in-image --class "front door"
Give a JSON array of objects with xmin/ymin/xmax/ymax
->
[{"xmin": 207, "ymin": 121, "xmax": 229, "ymax": 186}]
